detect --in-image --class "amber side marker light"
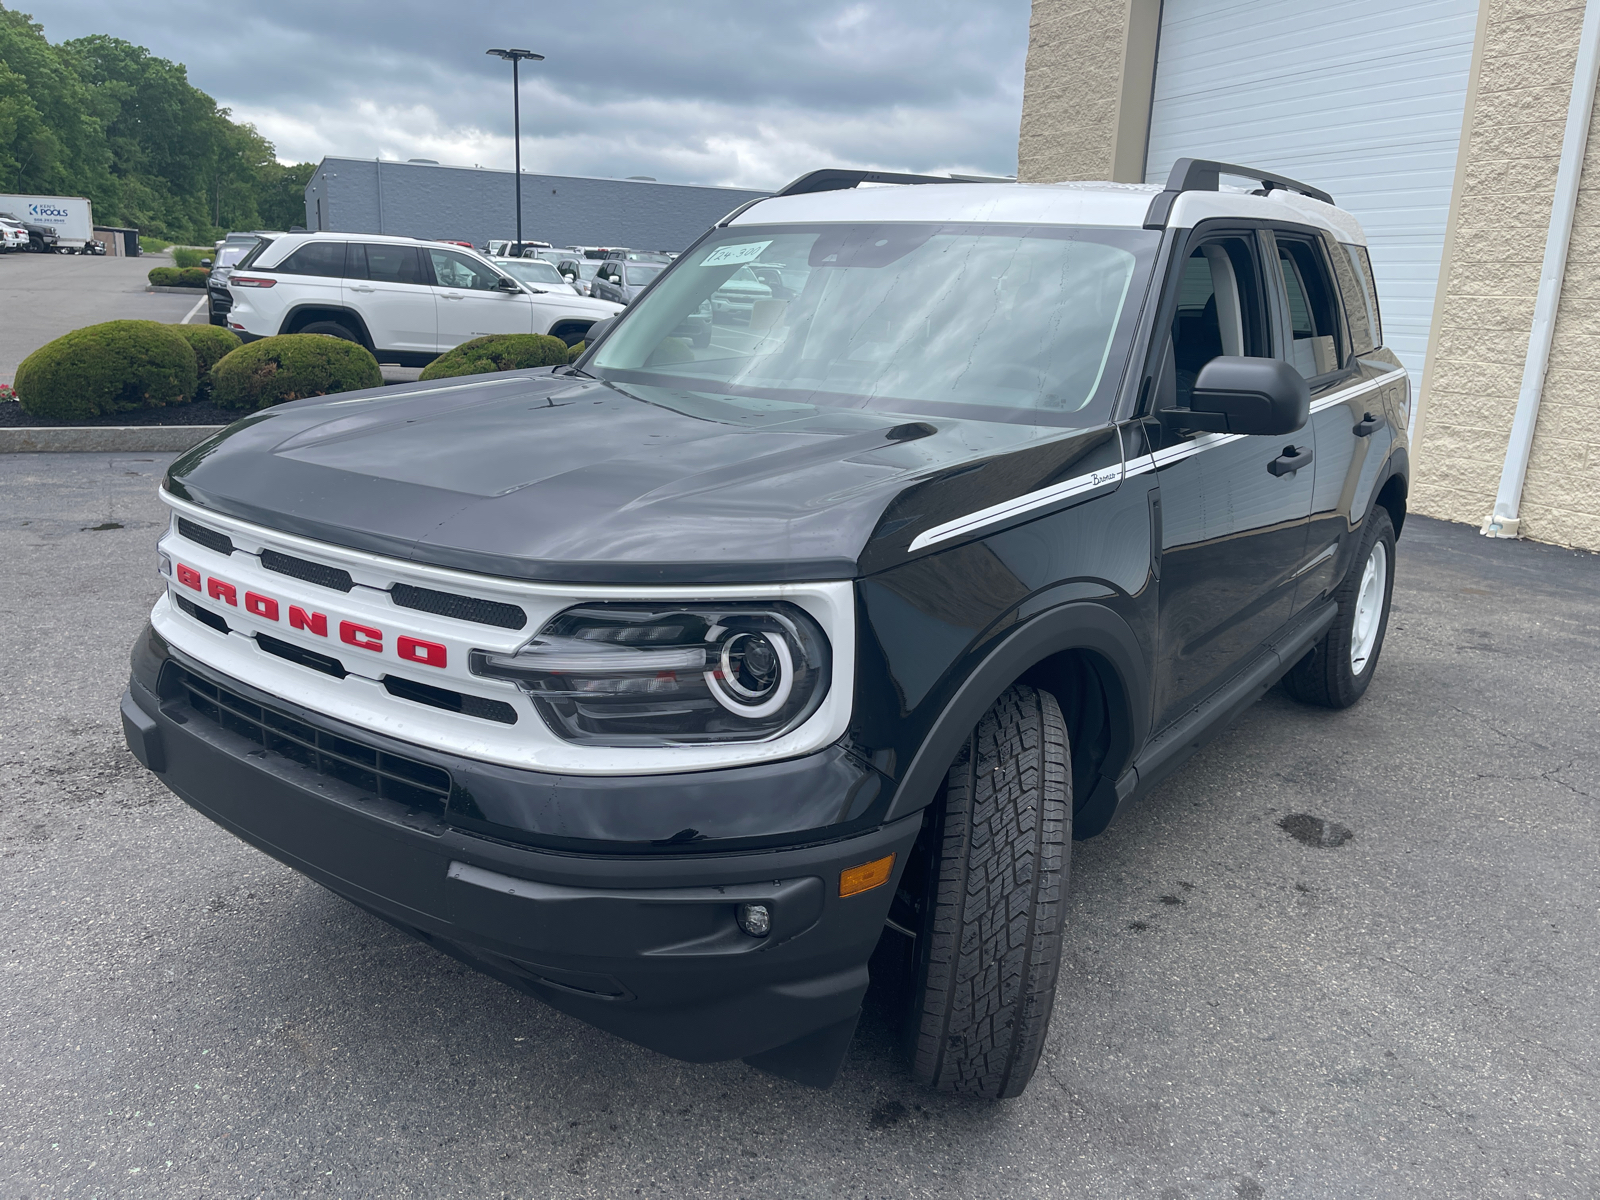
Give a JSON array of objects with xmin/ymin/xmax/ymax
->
[{"xmin": 839, "ymin": 853, "xmax": 895, "ymax": 898}]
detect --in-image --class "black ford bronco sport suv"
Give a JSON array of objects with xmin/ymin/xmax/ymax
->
[{"xmin": 122, "ymin": 160, "xmax": 1408, "ymax": 1099}]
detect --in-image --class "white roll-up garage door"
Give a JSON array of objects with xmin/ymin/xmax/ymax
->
[{"xmin": 1145, "ymin": 0, "xmax": 1481, "ymax": 388}]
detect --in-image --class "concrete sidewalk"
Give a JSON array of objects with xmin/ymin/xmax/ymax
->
[{"xmin": 1, "ymin": 454, "xmax": 1597, "ymax": 1199}]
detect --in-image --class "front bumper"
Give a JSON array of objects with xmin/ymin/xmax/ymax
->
[{"xmin": 122, "ymin": 629, "xmax": 919, "ymax": 1079}]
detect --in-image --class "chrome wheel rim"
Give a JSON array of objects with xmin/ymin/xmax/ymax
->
[{"xmin": 1350, "ymin": 540, "xmax": 1388, "ymax": 675}]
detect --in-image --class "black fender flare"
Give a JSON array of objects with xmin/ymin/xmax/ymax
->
[
  {"xmin": 883, "ymin": 601, "xmax": 1150, "ymax": 824},
  {"xmin": 277, "ymin": 304, "xmax": 376, "ymax": 351}
]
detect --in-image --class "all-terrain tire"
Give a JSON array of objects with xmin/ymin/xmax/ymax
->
[
  {"xmin": 903, "ymin": 684, "xmax": 1070, "ymax": 1099},
  {"xmin": 1284, "ymin": 508, "xmax": 1397, "ymax": 709}
]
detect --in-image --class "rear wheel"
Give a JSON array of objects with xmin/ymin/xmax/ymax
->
[
  {"xmin": 298, "ymin": 319, "xmax": 363, "ymax": 345},
  {"xmin": 1284, "ymin": 508, "xmax": 1396, "ymax": 709},
  {"xmin": 902, "ymin": 684, "xmax": 1070, "ymax": 1099}
]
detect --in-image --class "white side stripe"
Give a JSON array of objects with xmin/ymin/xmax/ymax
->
[
  {"xmin": 906, "ymin": 368, "xmax": 1405, "ymax": 552},
  {"xmin": 907, "ymin": 463, "xmax": 1125, "ymax": 552}
]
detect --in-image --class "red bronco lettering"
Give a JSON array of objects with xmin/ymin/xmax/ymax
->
[{"xmin": 171, "ymin": 564, "xmax": 448, "ymax": 669}]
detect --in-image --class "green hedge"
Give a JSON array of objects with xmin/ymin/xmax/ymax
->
[
  {"xmin": 566, "ymin": 341, "xmax": 587, "ymax": 362},
  {"xmin": 14, "ymin": 321, "xmax": 198, "ymax": 420},
  {"xmin": 210, "ymin": 334, "xmax": 383, "ymax": 411},
  {"xmin": 171, "ymin": 246, "xmax": 208, "ymax": 269},
  {"xmin": 147, "ymin": 266, "xmax": 208, "ymax": 288},
  {"xmin": 418, "ymin": 334, "xmax": 570, "ymax": 381},
  {"xmin": 171, "ymin": 324, "xmax": 241, "ymax": 397}
]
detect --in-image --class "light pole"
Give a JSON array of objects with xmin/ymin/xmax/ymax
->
[{"xmin": 486, "ymin": 47, "xmax": 544, "ymax": 251}]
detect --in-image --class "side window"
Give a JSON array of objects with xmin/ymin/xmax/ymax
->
[
  {"xmin": 428, "ymin": 249, "xmax": 500, "ymax": 291},
  {"xmin": 274, "ymin": 241, "xmax": 346, "ymax": 277},
  {"xmin": 363, "ymin": 243, "xmax": 424, "ymax": 285},
  {"xmin": 1163, "ymin": 235, "xmax": 1269, "ymax": 410},
  {"xmin": 1334, "ymin": 241, "xmax": 1381, "ymax": 352},
  {"xmin": 1274, "ymin": 235, "xmax": 1344, "ymax": 378}
]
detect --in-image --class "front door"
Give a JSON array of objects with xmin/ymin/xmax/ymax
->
[
  {"xmin": 1145, "ymin": 229, "xmax": 1315, "ymax": 731},
  {"xmin": 426, "ymin": 248, "xmax": 532, "ymax": 349}
]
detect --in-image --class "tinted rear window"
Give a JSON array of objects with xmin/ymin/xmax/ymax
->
[
  {"xmin": 273, "ymin": 241, "xmax": 346, "ymax": 277},
  {"xmin": 352, "ymin": 243, "xmax": 424, "ymax": 284}
]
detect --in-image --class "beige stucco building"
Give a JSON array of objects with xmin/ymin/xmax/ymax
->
[{"xmin": 1019, "ymin": 0, "xmax": 1600, "ymax": 551}]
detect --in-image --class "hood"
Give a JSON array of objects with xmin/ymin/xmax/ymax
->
[{"xmin": 166, "ymin": 371, "xmax": 1118, "ymax": 584}]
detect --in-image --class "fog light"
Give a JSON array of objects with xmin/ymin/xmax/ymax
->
[{"xmin": 736, "ymin": 903, "xmax": 771, "ymax": 938}]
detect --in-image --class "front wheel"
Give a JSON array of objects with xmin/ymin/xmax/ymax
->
[
  {"xmin": 1284, "ymin": 508, "xmax": 1396, "ymax": 709},
  {"xmin": 902, "ymin": 684, "xmax": 1070, "ymax": 1099}
]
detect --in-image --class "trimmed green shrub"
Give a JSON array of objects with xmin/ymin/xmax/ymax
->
[
  {"xmin": 171, "ymin": 325, "xmax": 241, "ymax": 397},
  {"xmin": 147, "ymin": 266, "xmax": 207, "ymax": 287},
  {"xmin": 210, "ymin": 334, "xmax": 383, "ymax": 411},
  {"xmin": 14, "ymin": 320, "xmax": 198, "ymax": 420},
  {"xmin": 565, "ymin": 340, "xmax": 587, "ymax": 363},
  {"xmin": 171, "ymin": 246, "xmax": 207, "ymax": 268},
  {"xmin": 419, "ymin": 334, "xmax": 570, "ymax": 381}
]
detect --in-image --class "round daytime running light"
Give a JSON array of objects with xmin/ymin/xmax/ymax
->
[{"xmin": 706, "ymin": 629, "xmax": 794, "ymax": 718}]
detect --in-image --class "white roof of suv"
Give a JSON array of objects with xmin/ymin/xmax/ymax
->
[{"xmin": 730, "ymin": 175, "xmax": 1366, "ymax": 246}]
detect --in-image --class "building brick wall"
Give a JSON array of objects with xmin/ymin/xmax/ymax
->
[
  {"xmin": 1414, "ymin": 0, "xmax": 1600, "ymax": 549},
  {"xmin": 1018, "ymin": 1, "xmax": 1139, "ymax": 182}
]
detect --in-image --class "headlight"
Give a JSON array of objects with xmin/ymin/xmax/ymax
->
[{"xmin": 470, "ymin": 602, "xmax": 830, "ymax": 746}]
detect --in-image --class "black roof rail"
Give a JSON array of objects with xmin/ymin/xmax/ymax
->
[
  {"xmin": 1143, "ymin": 157, "xmax": 1335, "ymax": 229},
  {"xmin": 775, "ymin": 168, "xmax": 964, "ymax": 197}
]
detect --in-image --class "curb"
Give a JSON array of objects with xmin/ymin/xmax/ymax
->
[
  {"xmin": 147, "ymin": 285, "xmax": 209, "ymax": 295},
  {"xmin": 0, "ymin": 426, "xmax": 224, "ymax": 453}
]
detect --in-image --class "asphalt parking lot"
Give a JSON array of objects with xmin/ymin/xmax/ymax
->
[
  {"xmin": 1, "ymin": 253, "xmax": 202, "ymax": 385},
  {"xmin": 2, "ymin": 453, "xmax": 1597, "ymax": 1199}
]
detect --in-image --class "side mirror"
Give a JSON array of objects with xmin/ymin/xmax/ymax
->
[
  {"xmin": 200, "ymin": 258, "xmax": 212, "ymax": 268},
  {"xmin": 1163, "ymin": 356, "xmax": 1310, "ymax": 436},
  {"xmin": 585, "ymin": 317, "xmax": 615, "ymax": 345},
  {"xmin": 495, "ymin": 276, "xmax": 523, "ymax": 293}
]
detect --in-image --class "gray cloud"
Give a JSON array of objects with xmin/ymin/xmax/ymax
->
[{"xmin": 25, "ymin": 0, "xmax": 1029, "ymax": 188}]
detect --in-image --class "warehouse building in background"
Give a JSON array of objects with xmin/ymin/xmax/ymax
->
[
  {"xmin": 1020, "ymin": 0, "xmax": 1600, "ymax": 552},
  {"xmin": 303, "ymin": 158, "xmax": 770, "ymax": 253}
]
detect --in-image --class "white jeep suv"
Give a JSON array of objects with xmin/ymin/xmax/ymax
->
[{"xmin": 225, "ymin": 232, "xmax": 623, "ymax": 363}]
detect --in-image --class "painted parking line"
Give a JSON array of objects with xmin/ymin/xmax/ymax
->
[{"xmin": 181, "ymin": 296, "xmax": 207, "ymax": 325}]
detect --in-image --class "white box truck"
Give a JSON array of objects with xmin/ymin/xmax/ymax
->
[{"xmin": 0, "ymin": 194, "xmax": 94, "ymax": 251}]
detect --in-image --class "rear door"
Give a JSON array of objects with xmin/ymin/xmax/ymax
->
[
  {"xmin": 1143, "ymin": 227, "xmax": 1315, "ymax": 731},
  {"xmin": 426, "ymin": 248, "xmax": 532, "ymax": 348},
  {"xmin": 345, "ymin": 243, "xmax": 436, "ymax": 355},
  {"xmin": 1282, "ymin": 229, "xmax": 1399, "ymax": 605}
]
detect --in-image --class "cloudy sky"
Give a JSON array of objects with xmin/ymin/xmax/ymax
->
[{"xmin": 26, "ymin": 0, "xmax": 1032, "ymax": 189}]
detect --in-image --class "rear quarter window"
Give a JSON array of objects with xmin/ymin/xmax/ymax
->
[
  {"xmin": 1330, "ymin": 241, "xmax": 1382, "ymax": 354},
  {"xmin": 273, "ymin": 241, "xmax": 347, "ymax": 277}
]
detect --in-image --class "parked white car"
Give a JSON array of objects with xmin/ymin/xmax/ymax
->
[
  {"xmin": 496, "ymin": 256, "xmax": 585, "ymax": 297},
  {"xmin": 224, "ymin": 232, "xmax": 622, "ymax": 362},
  {"xmin": 0, "ymin": 218, "xmax": 28, "ymax": 252}
]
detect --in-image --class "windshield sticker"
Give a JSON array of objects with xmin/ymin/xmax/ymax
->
[{"xmin": 700, "ymin": 240, "xmax": 772, "ymax": 267}]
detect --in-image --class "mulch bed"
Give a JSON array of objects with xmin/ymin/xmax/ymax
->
[{"xmin": 0, "ymin": 400, "xmax": 239, "ymax": 428}]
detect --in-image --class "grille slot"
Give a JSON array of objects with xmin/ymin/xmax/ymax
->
[
  {"xmin": 167, "ymin": 664, "xmax": 452, "ymax": 812},
  {"xmin": 383, "ymin": 674, "xmax": 519, "ymax": 724},
  {"xmin": 256, "ymin": 632, "xmax": 347, "ymax": 678},
  {"xmin": 260, "ymin": 548, "xmax": 354, "ymax": 592},
  {"xmin": 174, "ymin": 592, "xmax": 230, "ymax": 634},
  {"xmin": 390, "ymin": 583, "xmax": 527, "ymax": 630},
  {"xmin": 177, "ymin": 517, "xmax": 234, "ymax": 556}
]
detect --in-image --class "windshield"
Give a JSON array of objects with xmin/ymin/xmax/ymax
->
[
  {"xmin": 502, "ymin": 259, "xmax": 567, "ymax": 286},
  {"xmin": 624, "ymin": 263, "xmax": 666, "ymax": 287},
  {"xmin": 589, "ymin": 223, "xmax": 1157, "ymax": 424}
]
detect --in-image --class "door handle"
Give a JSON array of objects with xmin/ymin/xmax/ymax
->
[
  {"xmin": 1353, "ymin": 412, "xmax": 1387, "ymax": 437},
  {"xmin": 349, "ymin": 285, "xmax": 374, "ymax": 293},
  {"xmin": 442, "ymin": 292, "xmax": 464, "ymax": 300},
  {"xmin": 1268, "ymin": 444, "xmax": 1312, "ymax": 477}
]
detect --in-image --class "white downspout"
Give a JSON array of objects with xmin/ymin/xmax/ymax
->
[{"xmin": 1484, "ymin": 0, "xmax": 1600, "ymax": 537}]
